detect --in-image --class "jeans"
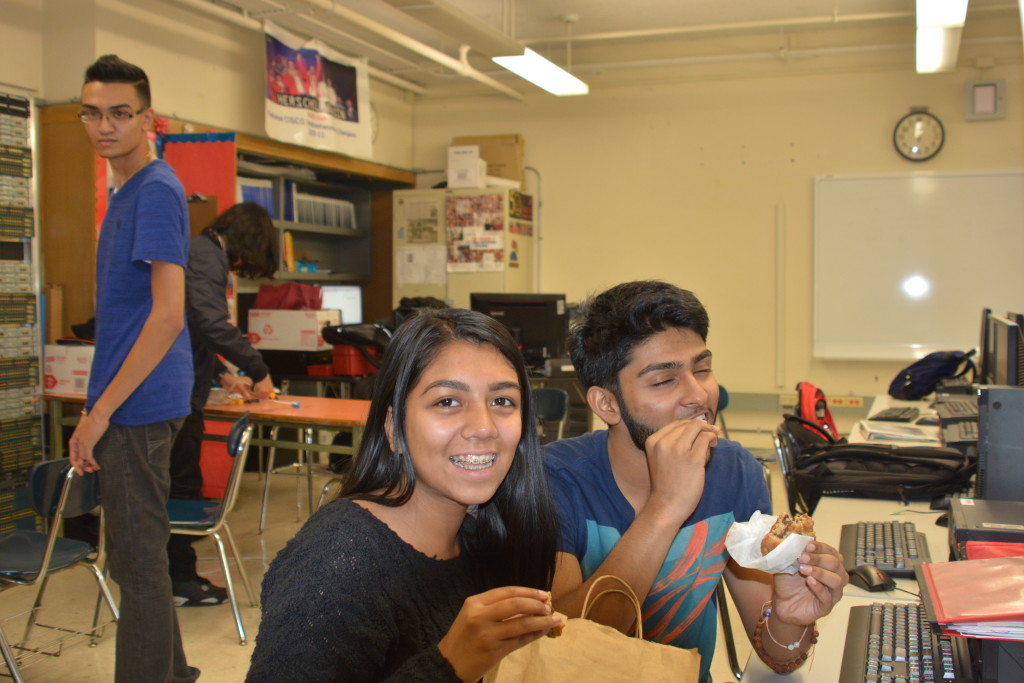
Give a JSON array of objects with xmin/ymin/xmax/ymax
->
[{"xmin": 96, "ymin": 418, "xmax": 200, "ymax": 683}]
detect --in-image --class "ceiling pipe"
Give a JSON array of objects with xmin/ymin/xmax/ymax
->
[
  {"xmin": 520, "ymin": 4, "xmax": 1016, "ymax": 45},
  {"xmin": 523, "ymin": 11, "xmax": 917, "ymax": 45},
  {"xmin": 171, "ymin": 0, "xmax": 427, "ymax": 95},
  {"xmin": 290, "ymin": 0, "xmax": 525, "ymax": 99}
]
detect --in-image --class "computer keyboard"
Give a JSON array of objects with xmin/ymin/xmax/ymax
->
[
  {"xmin": 839, "ymin": 602, "xmax": 975, "ymax": 683},
  {"xmin": 941, "ymin": 420, "xmax": 978, "ymax": 447},
  {"xmin": 839, "ymin": 520, "xmax": 932, "ymax": 578},
  {"xmin": 869, "ymin": 406, "xmax": 921, "ymax": 422},
  {"xmin": 933, "ymin": 399, "xmax": 978, "ymax": 422},
  {"xmin": 935, "ymin": 375, "xmax": 974, "ymax": 394}
]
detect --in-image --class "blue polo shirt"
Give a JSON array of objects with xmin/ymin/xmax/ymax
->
[{"xmin": 86, "ymin": 159, "xmax": 192, "ymax": 425}]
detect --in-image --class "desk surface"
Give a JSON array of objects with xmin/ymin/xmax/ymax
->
[
  {"xmin": 44, "ymin": 392, "xmax": 370, "ymax": 427},
  {"xmin": 849, "ymin": 395, "xmax": 941, "ymax": 446},
  {"xmin": 204, "ymin": 395, "xmax": 370, "ymax": 427}
]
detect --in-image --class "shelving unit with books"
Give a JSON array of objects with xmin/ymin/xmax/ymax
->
[
  {"xmin": 235, "ymin": 159, "xmax": 373, "ymax": 282},
  {"xmin": 0, "ymin": 88, "xmax": 43, "ymax": 532}
]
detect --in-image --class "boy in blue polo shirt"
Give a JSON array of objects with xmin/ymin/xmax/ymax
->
[{"xmin": 68, "ymin": 54, "xmax": 196, "ymax": 683}]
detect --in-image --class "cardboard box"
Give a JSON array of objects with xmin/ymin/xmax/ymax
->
[
  {"xmin": 44, "ymin": 344, "xmax": 94, "ymax": 396},
  {"xmin": 447, "ymin": 145, "xmax": 487, "ymax": 189},
  {"xmin": 247, "ymin": 309, "xmax": 340, "ymax": 351},
  {"xmin": 451, "ymin": 134, "xmax": 525, "ymax": 183}
]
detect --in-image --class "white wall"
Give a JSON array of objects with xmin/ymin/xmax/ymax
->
[
  {"xmin": 0, "ymin": 0, "xmax": 43, "ymax": 94},
  {"xmin": 412, "ymin": 61, "xmax": 1024, "ymax": 398}
]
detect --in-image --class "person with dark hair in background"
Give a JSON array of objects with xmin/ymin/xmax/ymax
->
[
  {"xmin": 70, "ymin": 54, "xmax": 198, "ymax": 682},
  {"xmin": 247, "ymin": 308, "xmax": 562, "ymax": 683},
  {"xmin": 168, "ymin": 201, "xmax": 278, "ymax": 606},
  {"xmin": 545, "ymin": 281, "xmax": 848, "ymax": 682}
]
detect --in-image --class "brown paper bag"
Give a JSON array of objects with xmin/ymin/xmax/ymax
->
[{"xmin": 483, "ymin": 576, "xmax": 700, "ymax": 683}]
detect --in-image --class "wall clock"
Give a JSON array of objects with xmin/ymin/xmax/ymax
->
[{"xmin": 893, "ymin": 110, "xmax": 944, "ymax": 162}]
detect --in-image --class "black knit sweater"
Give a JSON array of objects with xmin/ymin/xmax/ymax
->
[{"xmin": 246, "ymin": 499, "xmax": 483, "ymax": 682}]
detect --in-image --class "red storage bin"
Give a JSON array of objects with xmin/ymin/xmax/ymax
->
[{"xmin": 331, "ymin": 345, "xmax": 380, "ymax": 376}]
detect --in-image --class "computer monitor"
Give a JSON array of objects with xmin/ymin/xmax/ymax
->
[
  {"xmin": 469, "ymin": 292, "xmax": 569, "ymax": 366},
  {"xmin": 989, "ymin": 314, "xmax": 1023, "ymax": 387},
  {"xmin": 977, "ymin": 307, "xmax": 993, "ymax": 384},
  {"xmin": 1005, "ymin": 312, "xmax": 1024, "ymax": 386},
  {"xmin": 321, "ymin": 285, "xmax": 363, "ymax": 325}
]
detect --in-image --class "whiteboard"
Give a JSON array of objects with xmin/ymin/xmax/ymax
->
[{"xmin": 813, "ymin": 170, "xmax": 1024, "ymax": 360}]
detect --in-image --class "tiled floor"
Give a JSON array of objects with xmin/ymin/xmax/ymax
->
[{"xmin": 3, "ymin": 447, "xmax": 786, "ymax": 682}]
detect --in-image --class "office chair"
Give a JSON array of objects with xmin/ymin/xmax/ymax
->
[
  {"xmin": 0, "ymin": 459, "xmax": 119, "ymax": 682},
  {"xmin": 773, "ymin": 423, "xmax": 810, "ymax": 516},
  {"xmin": 717, "ymin": 385, "xmax": 731, "ymax": 439},
  {"xmin": 532, "ymin": 387, "xmax": 570, "ymax": 443},
  {"xmin": 718, "ymin": 385, "xmax": 773, "ymax": 508},
  {"xmin": 167, "ymin": 414, "xmax": 259, "ymax": 645},
  {"xmin": 717, "ymin": 576, "xmax": 745, "ymax": 680}
]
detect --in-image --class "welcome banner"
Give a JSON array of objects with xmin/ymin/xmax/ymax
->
[{"xmin": 264, "ymin": 22, "xmax": 372, "ymax": 159}]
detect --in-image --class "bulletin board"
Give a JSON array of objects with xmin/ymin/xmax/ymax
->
[{"xmin": 813, "ymin": 170, "xmax": 1024, "ymax": 360}]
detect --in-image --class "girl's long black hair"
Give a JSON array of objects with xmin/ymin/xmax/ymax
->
[{"xmin": 340, "ymin": 308, "xmax": 559, "ymax": 590}]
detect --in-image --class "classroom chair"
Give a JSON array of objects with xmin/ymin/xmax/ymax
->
[
  {"xmin": 0, "ymin": 459, "xmax": 118, "ymax": 682},
  {"xmin": 772, "ymin": 423, "xmax": 811, "ymax": 516},
  {"xmin": 532, "ymin": 387, "xmax": 569, "ymax": 443},
  {"xmin": 167, "ymin": 413, "xmax": 259, "ymax": 645}
]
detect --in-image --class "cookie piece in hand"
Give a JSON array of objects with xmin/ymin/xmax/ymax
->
[{"xmin": 760, "ymin": 513, "xmax": 815, "ymax": 555}]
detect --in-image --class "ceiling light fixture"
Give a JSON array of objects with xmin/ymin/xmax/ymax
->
[
  {"xmin": 915, "ymin": 0, "xmax": 969, "ymax": 73},
  {"xmin": 493, "ymin": 48, "xmax": 589, "ymax": 96}
]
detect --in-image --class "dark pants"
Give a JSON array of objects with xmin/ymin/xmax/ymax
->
[
  {"xmin": 96, "ymin": 419, "xmax": 199, "ymax": 683},
  {"xmin": 167, "ymin": 408, "xmax": 205, "ymax": 583}
]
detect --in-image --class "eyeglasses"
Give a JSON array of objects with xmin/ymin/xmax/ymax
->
[{"xmin": 77, "ymin": 106, "xmax": 148, "ymax": 125}]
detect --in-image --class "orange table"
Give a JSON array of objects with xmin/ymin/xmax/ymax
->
[
  {"xmin": 203, "ymin": 396, "xmax": 370, "ymax": 531},
  {"xmin": 44, "ymin": 393, "xmax": 370, "ymax": 529}
]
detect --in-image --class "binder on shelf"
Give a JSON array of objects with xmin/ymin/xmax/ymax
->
[{"xmin": 236, "ymin": 177, "xmax": 275, "ymax": 217}]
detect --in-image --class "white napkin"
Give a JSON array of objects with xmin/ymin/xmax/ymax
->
[{"xmin": 725, "ymin": 511, "xmax": 814, "ymax": 575}]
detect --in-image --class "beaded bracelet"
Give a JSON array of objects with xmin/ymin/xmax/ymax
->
[{"xmin": 752, "ymin": 602, "xmax": 818, "ymax": 674}]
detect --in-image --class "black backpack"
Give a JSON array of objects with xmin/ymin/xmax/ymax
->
[
  {"xmin": 785, "ymin": 438, "xmax": 975, "ymax": 514},
  {"xmin": 888, "ymin": 350, "xmax": 976, "ymax": 400}
]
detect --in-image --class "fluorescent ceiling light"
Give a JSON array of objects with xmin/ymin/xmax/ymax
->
[
  {"xmin": 915, "ymin": 0, "xmax": 968, "ymax": 73},
  {"xmin": 917, "ymin": 0, "xmax": 968, "ymax": 27},
  {"xmin": 916, "ymin": 26, "xmax": 963, "ymax": 72},
  {"xmin": 493, "ymin": 49, "xmax": 589, "ymax": 96}
]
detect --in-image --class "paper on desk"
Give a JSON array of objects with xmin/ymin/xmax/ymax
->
[
  {"xmin": 858, "ymin": 420, "xmax": 941, "ymax": 443},
  {"xmin": 725, "ymin": 511, "xmax": 814, "ymax": 575}
]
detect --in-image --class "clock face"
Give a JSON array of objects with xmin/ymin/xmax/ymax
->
[{"xmin": 893, "ymin": 112, "xmax": 944, "ymax": 162}]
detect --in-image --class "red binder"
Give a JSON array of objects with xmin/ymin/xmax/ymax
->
[{"xmin": 921, "ymin": 556, "xmax": 1024, "ymax": 640}]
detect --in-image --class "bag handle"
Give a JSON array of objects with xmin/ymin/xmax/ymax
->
[
  {"xmin": 581, "ymin": 575, "xmax": 645, "ymax": 639},
  {"xmin": 783, "ymin": 413, "xmax": 838, "ymax": 444}
]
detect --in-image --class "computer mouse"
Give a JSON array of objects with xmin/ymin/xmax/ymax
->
[
  {"xmin": 935, "ymin": 512, "xmax": 949, "ymax": 528},
  {"xmin": 848, "ymin": 565, "xmax": 896, "ymax": 592}
]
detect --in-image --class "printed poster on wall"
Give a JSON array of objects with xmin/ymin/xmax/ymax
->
[
  {"xmin": 264, "ymin": 22, "xmax": 372, "ymax": 159},
  {"xmin": 446, "ymin": 194, "xmax": 505, "ymax": 272}
]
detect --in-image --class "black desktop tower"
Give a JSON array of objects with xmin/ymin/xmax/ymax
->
[{"xmin": 976, "ymin": 386, "xmax": 1024, "ymax": 502}]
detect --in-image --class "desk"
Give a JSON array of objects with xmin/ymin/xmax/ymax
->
[
  {"xmin": 44, "ymin": 392, "xmax": 370, "ymax": 532},
  {"xmin": 44, "ymin": 393, "xmax": 369, "ymax": 455},
  {"xmin": 849, "ymin": 395, "xmax": 941, "ymax": 446},
  {"xmin": 741, "ymin": 495, "xmax": 950, "ymax": 681},
  {"xmin": 204, "ymin": 396, "xmax": 370, "ymax": 532}
]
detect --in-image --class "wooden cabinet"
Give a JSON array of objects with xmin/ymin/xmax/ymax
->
[{"xmin": 39, "ymin": 105, "xmax": 415, "ymax": 336}]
